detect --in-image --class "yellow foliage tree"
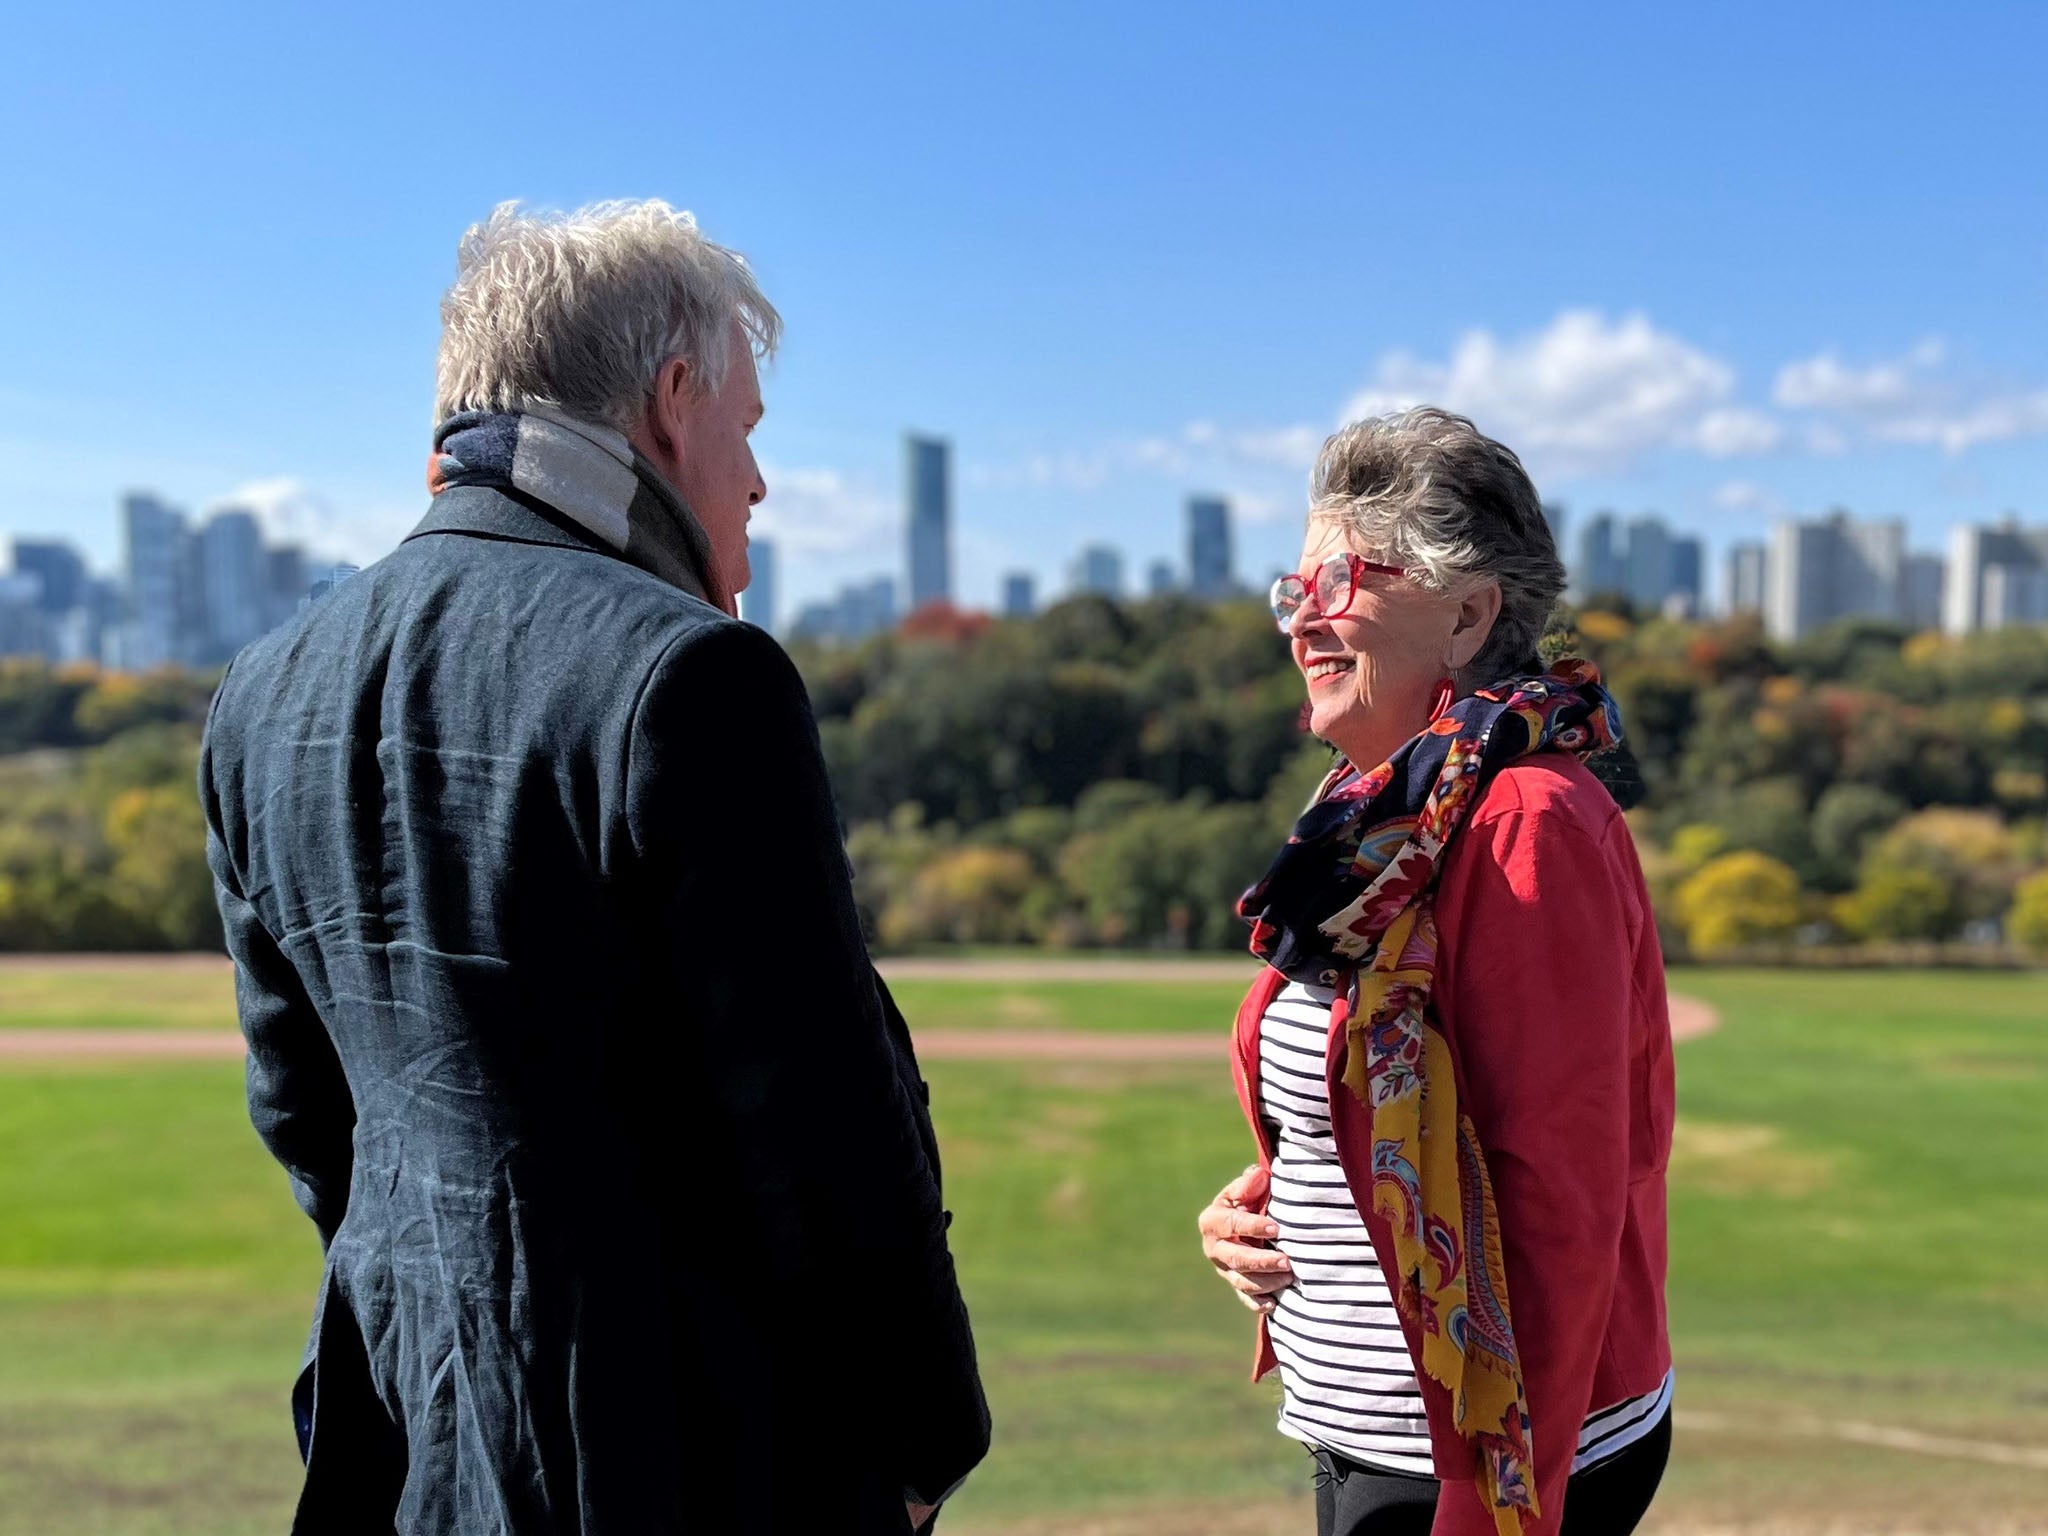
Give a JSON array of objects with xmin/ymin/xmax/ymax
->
[
  {"xmin": 2009, "ymin": 870, "xmax": 2048, "ymax": 956},
  {"xmin": 1674, "ymin": 850, "xmax": 1804, "ymax": 958}
]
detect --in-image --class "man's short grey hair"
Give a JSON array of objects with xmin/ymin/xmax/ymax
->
[
  {"xmin": 1309, "ymin": 407, "xmax": 1564, "ymax": 686},
  {"xmin": 434, "ymin": 199, "xmax": 782, "ymax": 429}
]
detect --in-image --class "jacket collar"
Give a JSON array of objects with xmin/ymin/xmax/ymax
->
[{"xmin": 403, "ymin": 483, "xmax": 613, "ymax": 557}]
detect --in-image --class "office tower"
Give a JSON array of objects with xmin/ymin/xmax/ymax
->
[
  {"xmin": 1726, "ymin": 542, "xmax": 1769, "ymax": 615},
  {"xmin": 1982, "ymin": 563, "xmax": 2048, "ymax": 627},
  {"xmin": 1575, "ymin": 512, "xmax": 1624, "ymax": 601},
  {"xmin": 905, "ymin": 434, "xmax": 951, "ymax": 609},
  {"xmin": 265, "ymin": 546, "xmax": 307, "ymax": 631},
  {"xmin": 52, "ymin": 577, "xmax": 123, "ymax": 666},
  {"xmin": 1073, "ymin": 545, "xmax": 1124, "ymax": 598},
  {"xmin": 7, "ymin": 540, "xmax": 86, "ymax": 614},
  {"xmin": 1900, "ymin": 553, "xmax": 1945, "ymax": 632},
  {"xmin": 1187, "ymin": 494, "xmax": 1233, "ymax": 598},
  {"xmin": 0, "ymin": 574, "xmax": 46, "ymax": 657},
  {"xmin": 1001, "ymin": 571, "xmax": 1036, "ymax": 618},
  {"xmin": 122, "ymin": 492, "xmax": 189, "ymax": 669},
  {"xmin": 1942, "ymin": 518, "xmax": 2048, "ymax": 634},
  {"xmin": 1669, "ymin": 536, "xmax": 1703, "ymax": 609},
  {"xmin": 1623, "ymin": 516, "xmax": 1673, "ymax": 612},
  {"xmin": 198, "ymin": 508, "xmax": 267, "ymax": 661},
  {"xmin": 1541, "ymin": 502, "xmax": 1569, "ymax": 560},
  {"xmin": 1766, "ymin": 510, "xmax": 1905, "ymax": 642},
  {"xmin": 1147, "ymin": 558, "xmax": 1178, "ymax": 597},
  {"xmin": 740, "ymin": 537, "xmax": 778, "ymax": 633},
  {"xmin": 308, "ymin": 563, "xmax": 362, "ymax": 603}
]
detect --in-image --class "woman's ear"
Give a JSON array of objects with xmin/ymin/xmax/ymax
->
[{"xmin": 1445, "ymin": 580, "xmax": 1504, "ymax": 672}]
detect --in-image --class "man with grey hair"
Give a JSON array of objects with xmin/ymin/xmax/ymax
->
[{"xmin": 200, "ymin": 200, "xmax": 989, "ymax": 1534}]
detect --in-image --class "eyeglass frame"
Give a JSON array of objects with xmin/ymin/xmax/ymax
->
[{"xmin": 1268, "ymin": 551, "xmax": 1409, "ymax": 632}]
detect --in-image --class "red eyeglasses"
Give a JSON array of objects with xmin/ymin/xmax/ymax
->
[{"xmin": 1269, "ymin": 551, "xmax": 1408, "ymax": 632}]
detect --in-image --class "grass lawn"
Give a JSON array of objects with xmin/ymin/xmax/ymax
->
[{"xmin": 1, "ymin": 963, "xmax": 2045, "ymax": 1533}]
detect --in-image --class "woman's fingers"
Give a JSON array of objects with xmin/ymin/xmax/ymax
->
[
  {"xmin": 1217, "ymin": 1163, "xmax": 1269, "ymax": 1207},
  {"xmin": 1198, "ymin": 1202, "xmax": 1280, "ymax": 1244},
  {"xmin": 1208, "ymin": 1240, "xmax": 1294, "ymax": 1289}
]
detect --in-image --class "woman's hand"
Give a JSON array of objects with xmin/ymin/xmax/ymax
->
[{"xmin": 1197, "ymin": 1165, "xmax": 1293, "ymax": 1314}]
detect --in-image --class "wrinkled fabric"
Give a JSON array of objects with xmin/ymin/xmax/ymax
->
[{"xmin": 199, "ymin": 484, "xmax": 988, "ymax": 1534}]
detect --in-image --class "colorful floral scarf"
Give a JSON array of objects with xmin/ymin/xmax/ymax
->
[{"xmin": 1237, "ymin": 660, "xmax": 1623, "ymax": 1535}]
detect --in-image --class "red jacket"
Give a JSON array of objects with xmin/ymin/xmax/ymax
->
[{"xmin": 1230, "ymin": 755, "xmax": 1674, "ymax": 1536}]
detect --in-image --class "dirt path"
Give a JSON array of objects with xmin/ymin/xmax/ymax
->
[{"xmin": 0, "ymin": 993, "xmax": 1721, "ymax": 1062}]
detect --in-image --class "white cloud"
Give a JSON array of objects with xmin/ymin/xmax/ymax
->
[
  {"xmin": 1713, "ymin": 479, "xmax": 1787, "ymax": 515},
  {"xmin": 209, "ymin": 477, "xmax": 415, "ymax": 566},
  {"xmin": 751, "ymin": 460, "xmax": 899, "ymax": 560},
  {"xmin": 1339, "ymin": 310, "xmax": 1770, "ymax": 475},
  {"xmin": 1771, "ymin": 338, "xmax": 2048, "ymax": 455},
  {"xmin": 1691, "ymin": 407, "xmax": 1785, "ymax": 457}
]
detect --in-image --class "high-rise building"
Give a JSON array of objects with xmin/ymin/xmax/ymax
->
[
  {"xmin": 1147, "ymin": 558, "xmax": 1178, "ymax": 597},
  {"xmin": 1575, "ymin": 512, "xmax": 1624, "ymax": 601},
  {"xmin": 905, "ymin": 434, "xmax": 951, "ymax": 610},
  {"xmin": 1766, "ymin": 510, "xmax": 1905, "ymax": 642},
  {"xmin": 1187, "ymin": 495, "xmax": 1233, "ymax": 598},
  {"xmin": 1541, "ymin": 502, "xmax": 1569, "ymax": 560},
  {"xmin": 1073, "ymin": 545, "xmax": 1124, "ymax": 598},
  {"xmin": 7, "ymin": 540, "xmax": 86, "ymax": 614},
  {"xmin": 198, "ymin": 508, "xmax": 267, "ymax": 662},
  {"xmin": 1001, "ymin": 572, "xmax": 1036, "ymax": 618},
  {"xmin": 1983, "ymin": 562, "xmax": 2048, "ymax": 628},
  {"xmin": 1668, "ymin": 534, "xmax": 1704, "ymax": 616},
  {"xmin": 1900, "ymin": 553, "xmax": 1945, "ymax": 632},
  {"xmin": 122, "ymin": 492, "xmax": 189, "ymax": 669},
  {"xmin": 740, "ymin": 537, "xmax": 778, "ymax": 633},
  {"xmin": 1942, "ymin": 518, "xmax": 2048, "ymax": 635},
  {"xmin": 0, "ymin": 574, "xmax": 47, "ymax": 657},
  {"xmin": 265, "ymin": 546, "xmax": 307, "ymax": 632},
  {"xmin": 1623, "ymin": 516, "xmax": 1673, "ymax": 612},
  {"xmin": 1726, "ymin": 542, "xmax": 1769, "ymax": 615}
]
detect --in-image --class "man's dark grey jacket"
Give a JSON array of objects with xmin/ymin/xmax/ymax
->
[{"xmin": 199, "ymin": 485, "xmax": 989, "ymax": 1534}]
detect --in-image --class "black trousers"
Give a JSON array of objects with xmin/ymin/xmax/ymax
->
[{"xmin": 1311, "ymin": 1409, "xmax": 1672, "ymax": 1536}]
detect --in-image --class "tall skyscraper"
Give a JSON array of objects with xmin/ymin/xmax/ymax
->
[
  {"xmin": 198, "ymin": 508, "xmax": 266, "ymax": 661},
  {"xmin": 265, "ymin": 546, "xmax": 307, "ymax": 631},
  {"xmin": 1668, "ymin": 535, "xmax": 1704, "ymax": 615},
  {"xmin": 1147, "ymin": 558, "xmax": 1177, "ymax": 597},
  {"xmin": 1900, "ymin": 553, "xmax": 1945, "ymax": 632},
  {"xmin": 122, "ymin": 492, "xmax": 189, "ymax": 669},
  {"xmin": 1623, "ymin": 516, "xmax": 1673, "ymax": 611},
  {"xmin": 1073, "ymin": 545, "xmax": 1124, "ymax": 598},
  {"xmin": 1726, "ymin": 542, "xmax": 1769, "ymax": 615},
  {"xmin": 905, "ymin": 434, "xmax": 951, "ymax": 610},
  {"xmin": 1575, "ymin": 513, "xmax": 1624, "ymax": 601},
  {"xmin": 1001, "ymin": 571, "xmax": 1036, "ymax": 618},
  {"xmin": 1942, "ymin": 518, "xmax": 2048, "ymax": 635},
  {"xmin": 7, "ymin": 540, "xmax": 86, "ymax": 614},
  {"xmin": 1187, "ymin": 495, "xmax": 1233, "ymax": 598},
  {"xmin": 0, "ymin": 574, "xmax": 46, "ymax": 658},
  {"xmin": 1541, "ymin": 502, "xmax": 1569, "ymax": 561},
  {"xmin": 740, "ymin": 537, "xmax": 778, "ymax": 633},
  {"xmin": 1766, "ymin": 510, "xmax": 1905, "ymax": 642}
]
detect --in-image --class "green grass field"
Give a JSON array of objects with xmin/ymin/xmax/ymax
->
[{"xmin": 2, "ymin": 963, "xmax": 2045, "ymax": 1533}]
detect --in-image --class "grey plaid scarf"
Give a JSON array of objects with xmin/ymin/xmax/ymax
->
[{"xmin": 428, "ymin": 403, "xmax": 732, "ymax": 613}]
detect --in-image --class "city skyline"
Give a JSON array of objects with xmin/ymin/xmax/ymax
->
[{"xmin": 5, "ymin": 6, "xmax": 2047, "ymax": 621}]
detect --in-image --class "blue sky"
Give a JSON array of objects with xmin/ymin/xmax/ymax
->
[{"xmin": 4, "ymin": 1, "xmax": 2046, "ymax": 613}]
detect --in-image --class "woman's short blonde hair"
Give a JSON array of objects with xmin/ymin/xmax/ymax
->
[
  {"xmin": 1310, "ymin": 407, "xmax": 1565, "ymax": 684},
  {"xmin": 434, "ymin": 199, "xmax": 782, "ymax": 429}
]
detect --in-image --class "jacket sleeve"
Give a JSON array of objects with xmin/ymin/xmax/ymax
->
[
  {"xmin": 1428, "ymin": 788, "xmax": 1638, "ymax": 1536},
  {"xmin": 625, "ymin": 620, "xmax": 990, "ymax": 1503},
  {"xmin": 199, "ymin": 682, "xmax": 357, "ymax": 1253}
]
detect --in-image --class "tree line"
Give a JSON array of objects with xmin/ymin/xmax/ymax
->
[{"xmin": 1, "ymin": 600, "xmax": 2045, "ymax": 958}]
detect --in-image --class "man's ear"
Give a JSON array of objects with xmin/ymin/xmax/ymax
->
[
  {"xmin": 643, "ymin": 356, "xmax": 694, "ymax": 460},
  {"xmin": 1446, "ymin": 580, "xmax": 1504, "ymax": 672}
]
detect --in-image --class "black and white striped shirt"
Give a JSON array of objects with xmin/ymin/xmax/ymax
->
[{"xmin": 1259, "ymin": 981, "xmax": 1672, "ymax": 1476}]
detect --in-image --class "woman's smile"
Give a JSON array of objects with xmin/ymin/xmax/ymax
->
[{"xmin": 1303, "ymin": 654, "xmax": 1356, "ymax": 688}]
